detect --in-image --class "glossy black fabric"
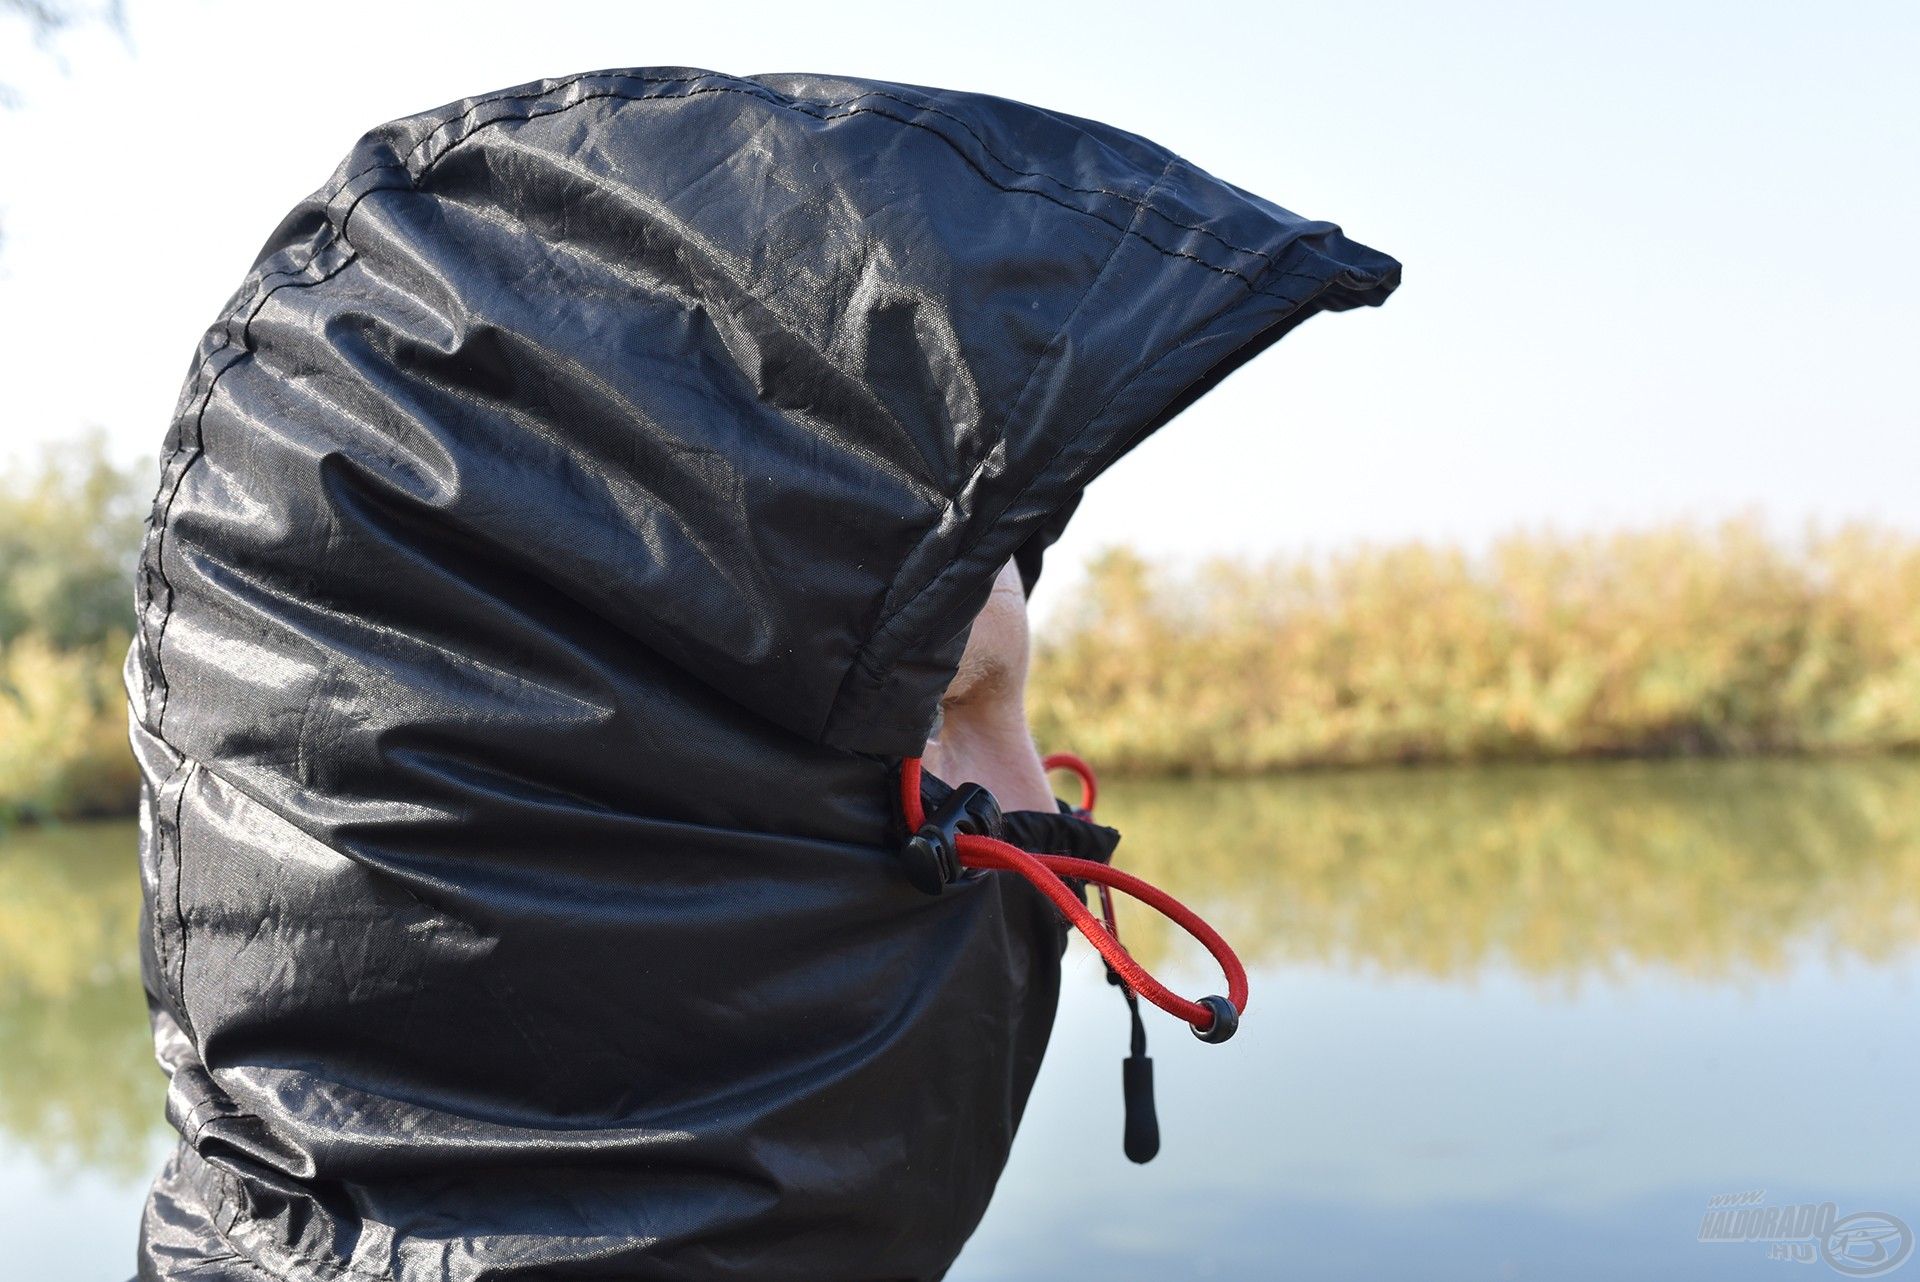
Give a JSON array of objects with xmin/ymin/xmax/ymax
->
[{"xmin": 125, "ymin": 67, "xmax": 1399, "ymax": 1280}]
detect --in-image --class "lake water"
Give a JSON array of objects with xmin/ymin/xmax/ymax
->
[{"xmin": 3, "ymin": 758, "xmax": 1916, "ymax": 1280}]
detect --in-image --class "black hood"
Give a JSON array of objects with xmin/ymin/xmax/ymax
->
[{"xmin": 127, "ymin": 68, "xmax": 1398, "ymax": 1280}]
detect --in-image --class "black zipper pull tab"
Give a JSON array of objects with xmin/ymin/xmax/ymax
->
[{"xmin": 1113, "ymin": 968, "xmax": 1160, "ymax": 1163}]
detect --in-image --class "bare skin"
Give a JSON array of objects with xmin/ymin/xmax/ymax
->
[{"xmin": 920, "ymin": 559, "xmax": 1057, "ymax": 814}]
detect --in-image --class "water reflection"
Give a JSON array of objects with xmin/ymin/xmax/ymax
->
[
  {"xmin": 0, "ymin": 819, "xmax": 159, "ymax": 1179},
  {"xmin": 967, "ymin": 758, "xmax": 1920, "ymax": 1282},
  {"xmin": 1099, "ymin": 757, "xmax": 1920, "ymax": 977}
]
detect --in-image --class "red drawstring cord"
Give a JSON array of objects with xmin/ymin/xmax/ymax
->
[
  {"xmin": 899, "ymin": 755, "xmax": 1249, "ymax": 1040},
  {"xmin": 1044, "ymin": 750, "xmax": 1098, "ymax": 818},
  {"xmin": 1042, "ymin": 751, "xmax": 1119, "ymax": 954}
]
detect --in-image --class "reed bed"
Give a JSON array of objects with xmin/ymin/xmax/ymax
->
[{"xmin": 1030, "ymin": 522, "xmax": 1920, "ymax": 775}]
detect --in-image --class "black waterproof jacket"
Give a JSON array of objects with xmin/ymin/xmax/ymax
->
[{"xmin": 126, "ymin": 68, "xmax": 1399, "ymax": 1281}]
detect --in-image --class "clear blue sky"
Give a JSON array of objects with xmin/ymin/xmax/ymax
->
[{"xmin": 3, "ymin": 0, "xmax": 1915, "ymax": 581}]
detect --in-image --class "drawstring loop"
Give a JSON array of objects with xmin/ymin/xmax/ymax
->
[
  {"xmin": 897, "ymin": 755, "xmax": 1249, "ymax": 1042},
  {"xmin": 1044, "ymin": 750, "xmax": 1098, "ymax": 818}
]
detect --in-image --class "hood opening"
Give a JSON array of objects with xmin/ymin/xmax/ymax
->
[{"xmin": 818, "ymin": 224, "xmax": 1400, "ymax": 756}]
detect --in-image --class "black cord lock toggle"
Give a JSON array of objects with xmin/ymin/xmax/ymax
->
[{"xmin": 899, "ymin": 782, "xmax": 1003, "ymax": 895}]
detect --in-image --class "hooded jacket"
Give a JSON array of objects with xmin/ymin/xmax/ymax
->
[{"xmin": 126, "ymin": 67, "xmax": 1399, "ymax": 1281}]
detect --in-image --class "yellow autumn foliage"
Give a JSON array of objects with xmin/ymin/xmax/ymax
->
[{"xmin": 1032, "ymin": 521, "xmax": 1920, "ymax": 774}]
